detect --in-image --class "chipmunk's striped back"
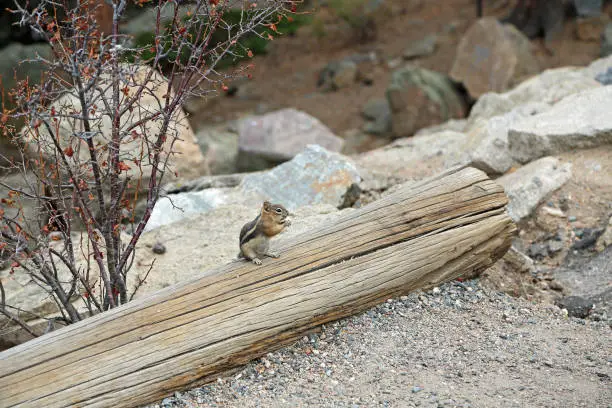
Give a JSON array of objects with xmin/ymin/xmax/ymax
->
[{"xmin": 238, "ymin": 201, "xmax": 291, "ymax": 265}]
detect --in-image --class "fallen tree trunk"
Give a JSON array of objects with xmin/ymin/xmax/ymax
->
[{"xmin": 0, "ymin": 166, "xmax": 516, "ymax": 408}]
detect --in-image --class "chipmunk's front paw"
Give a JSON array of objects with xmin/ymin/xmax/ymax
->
[
  {"xmin": 267, "ymin": 251, "xmax": 280, "ymax": 258},
  {"xmin": 252, "ymin": 257, "xmax": 263, "ymax": 265},
  {"xmin": 284, "ymin": 219, "xmax": 292, "ymax": 227}
]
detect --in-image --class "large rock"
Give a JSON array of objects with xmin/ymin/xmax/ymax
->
[
  {"xmin": 467, "ymin": 68, "xmax": 601, "ymax": 126},
  {"xmin": 361, "ymin": 98, "xmax": 392, "ymax": 135},
  {"xmin": 237, "ymin": 109, "xmax": 344, "ymax": 172},
  {"xmin": 386, "ymin": 66, "xmax": 466, "ymax": 138},
  {"xmin": 356, "ymin": 130, "xmax": 469, "ymax": 180},
  {"xmin": 402, "ymin": 34, "xmax": 437, "ymax": 59},
  {"xmin": 195, "ymin": 125, "xmax": 239, "ymax": 175},
  {"xmin": 450, "ymin": 17, "xmax": 540, "ymax": 99},
  {"xmin": 240, "ymin": 145, "xmax": 361, "ymax": 211},
  {"xmin": 467, "ymin": 93, "xmax": 517, "ymax": 126},
  {"xmin": 466, "ymin": 102, "xmax": 549, "ymax": 175},
  {"xmin": 21, "ymin": 65, "xmax": 207, "ymax": 184},
  {"xmin": 497, "ymin": 157, "xmax": 572, "ymax": 222},
  {"xmin": 146, "ymin": 145, "xmax": 361, "ymax": 229},
  {"xmin": 144, "ymin": 188, "xmax": 235, "ymax": 232},
  {"xmin": 508, "ymin": 86, "xmax": 612, "ymax": 163},
  {"xmin": 505, "ymin": 67, "xmax": 601, "ymax": 106}
]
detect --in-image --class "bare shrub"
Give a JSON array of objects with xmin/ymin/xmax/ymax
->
[{"xmin": 0, "ymin": 0, "xmax": 299, "ymax": 338}]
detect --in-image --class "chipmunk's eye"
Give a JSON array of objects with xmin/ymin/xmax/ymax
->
[{"xmin": 275, "ymin": 208, "xmax": 282, "ymax": 214}]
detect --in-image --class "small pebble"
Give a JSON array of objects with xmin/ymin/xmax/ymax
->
[{"xmin": 152, "ymin": 242, "xmax": 166, "ymax": 254}]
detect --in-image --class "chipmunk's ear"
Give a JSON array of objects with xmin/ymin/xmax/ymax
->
[{"xmin": 262, "ymin": 201, "xmax": 272, "ymax": 212}]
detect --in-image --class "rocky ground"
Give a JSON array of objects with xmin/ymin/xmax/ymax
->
[
  {"xmin": 148, "ymin": 280, "xmax": 611, "ymax": 408},
  {"xmin": 188, "ymin": 0, "xmax": 606, "ymax": 136}
]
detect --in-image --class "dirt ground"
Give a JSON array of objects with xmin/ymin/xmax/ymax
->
[
  {"xmin": 149, "ymin": 280, "xmax": 611, "ymax": 408},
  {"xmin": 188, "ymin": 0, "xmax": 605, "ymax": 136}
]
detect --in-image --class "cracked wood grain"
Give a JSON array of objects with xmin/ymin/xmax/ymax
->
[{"xmin": 0, "ymin": 166, "xmax": 516, "ymax": 408}]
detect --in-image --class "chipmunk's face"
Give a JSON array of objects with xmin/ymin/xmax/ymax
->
[{"xmin": 262, "ymin": 201, "xmax": 289, "ymax": 224}]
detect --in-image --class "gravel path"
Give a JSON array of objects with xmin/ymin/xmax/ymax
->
[{"xmin": 149, "ymin": 280, "xmax": 611, "ymax": 408}]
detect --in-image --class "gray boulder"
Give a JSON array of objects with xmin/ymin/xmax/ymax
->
[
  {"xmin": 145, "ymin": 188, "xmax": 234, "ymax": 232},
  {"xmin": 387, "ymin": 66, "xmax": 466, "ymax": 138},
  {"xmin": 450, "ymin": 18, "xmax": 540, "ymax": 99},
  {"xmin": 240, "ymin": 145, "xmax": 361, "ymax": 211},
  {"xmin": 497, "ymin": 157, "xmax": 572, "ymax": 222},
  {"xmin": 467, "ymin": 67, "xmax": 600, "ymax": 126},
  {"xmin": 402, "ymin": 34, "xmax": 437, "ymax": 59},
  {"xmin": 237, "ymin": 109, "xmax": 344, "ymax": 172},
  {"xmin": 467, "ymin": 93, "xmax": 517, "ymax": 126},
  {"xmin": 505, "ymin": 67, "xmax": 601, "ymax": 106},
  {"xmin": 362, "ymin": 98, "xmax": 392, "ymax": 135},
  {"xmin": 508, "ymin": 86, "xmax": 612, "ymax": 163},
  {"xmin": 195, "ymin": 125, "xmax": 239, "ymax": 175},
  {"xmin": 146, "ymin": 145, "xmax": 361, "ymax": 229},
  {"xmin": 466, "ymin": 102, "xmax": 549, "ymax": 175}
]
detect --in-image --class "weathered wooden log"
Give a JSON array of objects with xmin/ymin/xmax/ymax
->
[{"xmin": 0, "ymin": 166, "xmax": 516, "ymax": 408}]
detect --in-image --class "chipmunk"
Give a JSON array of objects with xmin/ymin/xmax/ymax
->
[{"xmin": 238, "ymin": 201, "xmax": 291, "ymax": 265}]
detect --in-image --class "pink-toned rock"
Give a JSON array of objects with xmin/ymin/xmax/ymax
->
[
  {"xmin": 237, "ymin": 108, "xmax": 344, "ymax": 171},
  {"xmin": 450, "ymin": 17, "xmax": 540, "ymax": 99}
]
